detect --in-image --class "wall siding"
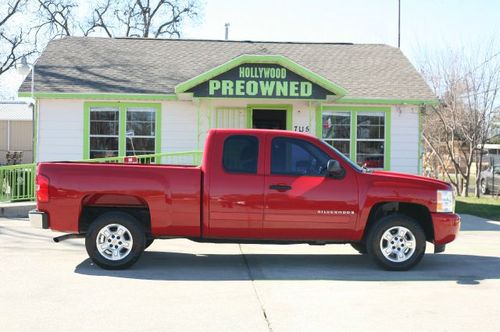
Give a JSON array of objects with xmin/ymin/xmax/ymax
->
[
  {"xmin": 34, "ymin": 99, "xmax": 420, "ymax": 174},
  {"xmin": 161, "ymin": 101, "xmax": 198, "ymax": 152},
  {"xmin": 390, "ymin": 106, "xmax": 419, "ymax": 174},
  {"xmin": 38, "ymin": 99, "xmax": 84, "ymax": 161}
]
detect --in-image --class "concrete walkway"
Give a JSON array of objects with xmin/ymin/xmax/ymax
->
[{"xmin": 1, "ymin": 214, "xmax": 500, "ymax": 331}]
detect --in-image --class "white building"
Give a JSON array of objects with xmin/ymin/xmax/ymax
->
[
  {"xmin": 19, "ymin": 37, "xmax": 436, "ymax": 173},
  {"xmin": 0, "ymin": 101, "xmax": 33, "ymax": 165}
]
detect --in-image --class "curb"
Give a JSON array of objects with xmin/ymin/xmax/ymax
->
[{"xmin": 0, "ymin": 202, "xmax": 36, "ymax": 218}]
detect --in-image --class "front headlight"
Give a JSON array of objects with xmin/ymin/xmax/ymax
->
[{"xmin": 437, "ymin": 190, "xmax": 455, "ymax": 213}]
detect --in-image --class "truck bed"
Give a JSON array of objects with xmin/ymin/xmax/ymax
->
[{"xmin": 36, "ymin": 162, "xmax": 202, "ymax": 236}]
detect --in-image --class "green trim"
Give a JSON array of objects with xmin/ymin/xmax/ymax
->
[
  {"xmin": 83, "ymin": 103, "xmax": 90, "ymax": 159},
  {"xmin": 385, "ymin": 109, "xmax": 391, "ymax": 170},
  {"xmin": 19, "ymin": 92, "xmax": 177, "ymax": 101},
  {"xmin": 417, "ymin": 107, "xmax": 422, "ymax": 174},
  {"xmin": 196, "ymin": 103, "xmax": 201, "ymax": 150},
  {"xmin": 246, "ymin": 104, "xmax": 293, "ymax": 130},
  {"xmin": 315, "ymin": 104, "xmax": 322, "ymax": 139},
  {"xmin": 334, "ymin": 97, "xmax": 438, "ymax": 106},
  {"xmin": 83, "ymin": 102, "xmax": 162, "ymax": 159},
  {"xmin": 322, "ymin": 106, "xmax": 390, "ymax": 112},
  {"xmin": 155, "ymin": 106, "xmax": 162, "ymax": 154},
  {"xmin": 318, "ymin": 105, "xmax": 391, "ymax": 171},
  {"xmin": 350, "ymin": 111, "xmax": 357, "ymax": 160},
  {"xmin": 175, "ymin": 54, "xmax": 348, "ymax": 97},
  {"xmin": 119, "ymin": 105, "xmax": 127, "ymax": 156}
]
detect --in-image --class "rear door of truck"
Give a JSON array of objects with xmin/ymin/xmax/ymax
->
[{"xmin": 204, "ymin": 131, "xmax": 266, "ymax": 239}]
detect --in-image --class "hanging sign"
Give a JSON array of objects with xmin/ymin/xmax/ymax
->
[{"xmin": 187, "ymin": 63, "xmax": 332, "ymax": 99}]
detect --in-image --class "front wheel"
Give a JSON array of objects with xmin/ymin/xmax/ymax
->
[
  {"xmin": 366, "ymin": 214, "xmax": 426, "ymax": 271},
  {"xmin": 85, "ymin": 212, "xmax": 146, "ymax": 270},
  {"xmin": 350, "ymin": 242, "xmax": 367, "ymax": 254}
]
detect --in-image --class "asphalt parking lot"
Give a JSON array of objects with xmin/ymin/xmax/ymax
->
[{"xmin": 1, "ymin": 215, "xmax": 500, "ymax": 331}]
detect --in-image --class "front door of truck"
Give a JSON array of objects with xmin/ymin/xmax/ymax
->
[
  {"xmin": 263, "ymin": 136, "xmax": 358, "ymax": 240},
  {"xmin": 206, "ymin": 133, "xmax": 265, "ymax": 239}
]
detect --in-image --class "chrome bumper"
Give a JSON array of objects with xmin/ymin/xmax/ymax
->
[{"xmin": 29, "ymin": 210, "xmax": 48, "ymax": 229}]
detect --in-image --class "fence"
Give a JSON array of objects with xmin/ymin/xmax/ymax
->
[
  {"xmin": 0, "ymin": 150, "xmax": 202, "ymax": 202},
  {"xmin": 0, "ymin": 163, "xmax": 36, "ymax": 202}
]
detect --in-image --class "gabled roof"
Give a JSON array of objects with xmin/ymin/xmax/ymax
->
[{"xmin": 19, "ymin": 36, "xmax": 436, "ymax": 102}]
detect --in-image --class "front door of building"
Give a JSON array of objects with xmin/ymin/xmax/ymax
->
[{"xmin": 252, "ymin": 109, "xmax": 287, "ymax": 130}]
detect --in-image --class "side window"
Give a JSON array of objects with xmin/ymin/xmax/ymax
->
[
  {"xmin": 271, "ymin": 137, "xmax": 330, "ymax": 176},
  {"xmin": 223, "ymin": 135, "xmax": 259, "ymax": 174}
]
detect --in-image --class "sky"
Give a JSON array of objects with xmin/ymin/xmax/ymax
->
[{"xmin": 2, "ymin": 0, "xmax": 499, "ymax": 99}]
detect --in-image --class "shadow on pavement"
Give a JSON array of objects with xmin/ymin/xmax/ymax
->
[
  {"xmin": 460, "ymin": 214, "xmax": 500, "ymax": 231},
  {"xmin": 74, "ymin": 251, "xmax": 500, "ymax": 284}
]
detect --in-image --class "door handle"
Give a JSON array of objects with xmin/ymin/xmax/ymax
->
[{"xmin": 269, "ymin": 184, "xmax": 292, "ymax": 192}]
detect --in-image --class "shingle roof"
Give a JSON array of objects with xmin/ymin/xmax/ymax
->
[{"xmin": 19, "ymin": 36, "xmax": 435, "ymax": 101}]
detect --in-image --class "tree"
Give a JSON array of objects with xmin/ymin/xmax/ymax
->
[
  {"xmin": 419, "ymin": 46, "xmax": 500, "ymax": 197},
  {"xmin": 0, "ymin": 0, "xmax": 35, "ymax": 75},
  {"xmin": 35, "ymin": 0, "xmax": 199, "ymax": 39}
]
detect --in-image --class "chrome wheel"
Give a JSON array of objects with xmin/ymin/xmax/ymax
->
[
  {"xmin": 96, "ymin": 223, "xmax": 133, "ymax": 261},
  {"xmin": 379, "ymin": 226, "xmax": 416, "ymax": 263}
]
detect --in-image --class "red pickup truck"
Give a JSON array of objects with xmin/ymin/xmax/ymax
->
[{"xmin": 29, "ymin": 129, "xmax": 460, "ymax": 271}]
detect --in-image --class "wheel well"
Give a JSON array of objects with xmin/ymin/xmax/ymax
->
[
  {"xmin": 79, "ymin": 206, "xmax": 151, "ymax": 234},
  {"xmin": 364, "ymin": 202, "xmax": 434, "ymax": 242}
]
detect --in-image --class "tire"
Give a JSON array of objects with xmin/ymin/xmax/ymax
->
[
  {"xmin": 481, "ymin": 179, "xmax": 489, "ymax": 195},
  {"xmin": 85, "ymin": 211, "xmax": 146, "ymax": 270},
  {"xmin": 350, "ymin": 242, "xmax": 367, "ymax": 254},
  {"xmin": 366, "ymin": 214, "xmax": 426, "ymax": 271},
  {"xmin": 144, "ymin": 238, "xmax": 155, "ymax": 249}
]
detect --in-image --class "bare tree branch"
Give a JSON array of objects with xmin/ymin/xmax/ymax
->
[
  {"xmin": 0, "ymin": 0, "xmax": 36, "ymax": 76},
  {"xmin": 419, "ymin": 45, "xmax": 500, "ymax": 197}
]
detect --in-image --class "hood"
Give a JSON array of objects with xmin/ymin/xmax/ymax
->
[{"xmin": 370, "ymin": 170, "xmax": 452, "ymax": 190}]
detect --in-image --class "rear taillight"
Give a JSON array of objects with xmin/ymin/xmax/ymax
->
[{"xmin": 36, "ymin": 174, "xmax": 49, "ymax": 202}]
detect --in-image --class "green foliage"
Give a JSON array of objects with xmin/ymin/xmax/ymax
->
[{"xmin": 456, "ymin": 196, "xmax": 500, "ymax": 220}]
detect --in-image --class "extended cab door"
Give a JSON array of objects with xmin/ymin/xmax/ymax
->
[
  {"xmin": 205, "ymin": 132, "xmax": 265, "ymax": 239},
  {"xmin": 263, "ymin": 135, "xmax": 358, "ymax": 241}
]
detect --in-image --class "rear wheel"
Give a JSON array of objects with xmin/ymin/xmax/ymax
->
[
  {"xmin": 367, "ymin": 214, "xmax": 426, "ymax": 271},
  {"xmin": 85, "ymin": 212, "xmax": 146, "ymax": 270}
]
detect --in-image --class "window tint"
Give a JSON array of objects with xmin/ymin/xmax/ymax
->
[
  {"xmin": 223, "ymin": 135, "xmax": 259, "ymax": 174},
  {"xmin": 271, "ymin": 137, "xmax": 330, "ymax": 176}
]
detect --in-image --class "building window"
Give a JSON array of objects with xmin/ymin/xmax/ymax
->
[
  {"xmin": 322, "ymin": 112, "xmax": 350, "ymax": 156},
  {"xmin": 89, "ymin": 107, "xmax": 119, "ymax": 158},
  {"xmin": 85, "ymin": 102, "xmax": 160, "ymax": 159},
  {"xmin": 126, "ymin": 108, "xmax": 156, "ymax": 156},
  {"xmin": 319, "ymin": 108, "xmax": 389, "ymax": 169},
  {"xmin": 356, "ymin": 112, "xmax": 385, "ymax": 169}
]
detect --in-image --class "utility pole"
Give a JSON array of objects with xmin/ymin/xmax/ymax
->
[
  {"xmin": 398, "ymin": 0, "xmax": 401, "ymax": 48},
  {"xmin": 224, "ymin": 23, "xmax": 230, "ymax": 40}
]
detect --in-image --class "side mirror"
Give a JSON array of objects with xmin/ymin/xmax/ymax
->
[{"xmin": 326, "ymin": 159, "xmax": 345, "ymax": 179}]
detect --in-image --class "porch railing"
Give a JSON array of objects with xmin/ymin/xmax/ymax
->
[
  {"xmin": 0, "ymin": 150, "xmax": 203, "ymax": 202},
  {"xmin": 0, "ymin": 164, "xmax": 36, "ymax": 202}
]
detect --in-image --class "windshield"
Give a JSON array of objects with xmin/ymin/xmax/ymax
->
[{"xmin": 319, "ymin": 140, "xmax": 364, "ymax": 172}]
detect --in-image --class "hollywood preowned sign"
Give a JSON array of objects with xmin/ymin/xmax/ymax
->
[{"xmin": 188, "ymin": 64, "xmax": 332, "ymax": 99}]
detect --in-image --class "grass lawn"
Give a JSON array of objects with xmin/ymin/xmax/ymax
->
[{"xmin": 456, "ymin": 196, "xmax": 500, "ymax": 220}]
